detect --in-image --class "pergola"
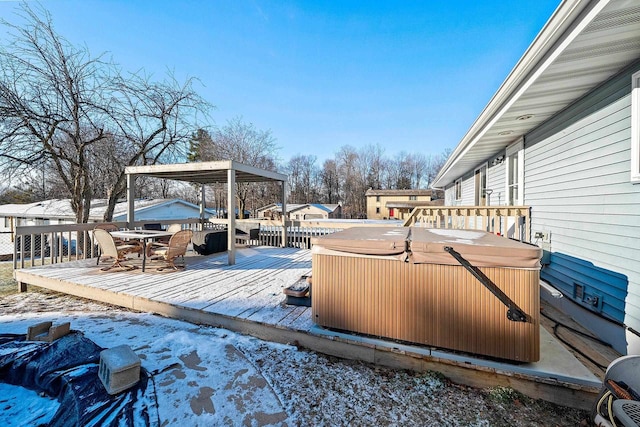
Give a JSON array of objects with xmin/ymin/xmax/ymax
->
[{"xmin": 124, "ymin": 160, "xmax": 288, "ymax": 265}]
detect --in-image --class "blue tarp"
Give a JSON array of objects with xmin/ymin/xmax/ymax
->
[{"xmin": 0, "ymin": 331, "xmax": 159, "ymax": 426}]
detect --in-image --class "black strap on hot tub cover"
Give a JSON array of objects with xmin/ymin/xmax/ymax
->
[{"xmin": 443, "ymin": 246, "xmax": 529, "ymax": 322}]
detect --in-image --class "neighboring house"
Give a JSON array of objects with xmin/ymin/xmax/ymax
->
[
  {"xmin": 0, "ymin": 198, "xmax": 210, "ymax": 225},
  {"xmin": 0, "ymin": 198, "xmax": 213, "ymax": 255},
  {"xmin": 256, "ymin": 203, "xmax": 341, "ymax": 220},
  {"xmin": 431, "ymin": 0, "xmax": 640, "ymax": 355},
  {"xmin": 365, "ymin": 189, "xmax": 443, "ymax": 221}
]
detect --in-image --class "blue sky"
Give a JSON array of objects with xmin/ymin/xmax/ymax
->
[{"xmin": 0, "ymin": 0, "xmax": 561, "ymax": 164}]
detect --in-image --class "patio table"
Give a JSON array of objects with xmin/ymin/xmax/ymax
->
[{"xmin": 110, "ymin": 230, "xmax": 174, "ymax": 272}]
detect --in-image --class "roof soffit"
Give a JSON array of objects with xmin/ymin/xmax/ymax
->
[{"xmin": 433, "ymin": 0, "xmax": 640, "ymax": 187}]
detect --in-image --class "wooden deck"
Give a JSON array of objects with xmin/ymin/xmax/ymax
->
[
  {"xmin": 15, "ymin": 246, "xmax": 314, "ymax": 331},
  {"xmin": 13, "ymin": 246, "xmax": 609, "ymax": 410}
]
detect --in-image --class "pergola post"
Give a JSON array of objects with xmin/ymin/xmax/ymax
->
[
  {"xmin": 199, "ymin": 184, "xmax": 206, "ymax": 231},
  {"xmin": 126, "ymin": 173, "xmax": 136, "ymax": 229},
  {"xmin": 281, "ymin": 181, "xmax": 287, "ymax": 248},
  {"xmin": 227, "ymin": 168, "xmax": 236, "ymax": 265}
]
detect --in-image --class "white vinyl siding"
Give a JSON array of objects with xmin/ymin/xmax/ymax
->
[
  {"xmin": 487, "ymin": 161, "xmax": 506, "ymax": 205},
  {"xmin": 526, "ymin": 93, "xmax": 640, "ymax": 351},
  {"xmin": 444, "ymin": 185, "xmax": 456, "ymax": 205},
  {"xmin": 631, "ymin": 70, "xmax": 640, "ymax": 183},
  {"xmin": 445, "ymin": 173, "xmax": 475, "ymax": 205},
  {"xmin": 461, "ymin": 173, "xmax": 475, "ymax": 205}
]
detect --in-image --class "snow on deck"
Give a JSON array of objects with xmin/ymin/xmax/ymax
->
[{"xmin": 14, "ymin": 246, "xmax": 314, "ymax": 332}]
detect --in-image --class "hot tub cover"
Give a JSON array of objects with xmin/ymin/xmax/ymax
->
[
  {"xmin": 409, "ymin": 227, "xmax": 542, "ymax": 268},
  {"xmin": 311, "ymin": 227, "xmax": 409, "ymax": 256}
]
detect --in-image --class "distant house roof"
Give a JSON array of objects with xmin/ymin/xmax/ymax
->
[
  {"xmin": 365, "ymin": 189, "xmax": 440, "ymax": 197},
  {"xmin": 256, "ymin": 203, "xmax": 300, "ymax": 214},
  {"xmin": 257, "ymin": 203, "xmax": 340, "ymax": 214},
  {"xmin": 311, "ymin": 203, "xmax": 340, "ymax": 212},
  {"xmin": 0, "ymin": 198, "xmax": 213, "ymax": 221},
  {"xmin": 386, "ymin": 200, "xmax": 445, "ymax": 209}
]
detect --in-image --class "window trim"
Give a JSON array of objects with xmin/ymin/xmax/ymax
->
[
  {"xmin": 505, "ymin": 138, "xmax": 524, "ymax": 205},
  {"xmin": 631, "ymin": 71, "xmax": 640, "ymax": 183},
  {"xmin": 454, "ymin": 179, "xmax": 462, "ymax": 201},
  {"xmin": 474, "ymin": 164, "xmax": 488, "ymax": 206}
]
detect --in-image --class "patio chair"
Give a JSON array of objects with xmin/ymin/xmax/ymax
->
[
  {"xmin": 154, "ymin": 223, "xmax": 183, "ymax": 246},
  {"xmin": 92, "ymin": 228, "xmax": 137, "ymax": 271},
  {"xmin": 93, "ymin": 223, "xmax": 143, "ymax": 265},
  {"xmin": 147, "ymin": 230, "xmax": 193, "ymax": 271}
]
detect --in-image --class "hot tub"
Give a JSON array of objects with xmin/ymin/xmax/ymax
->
[{"xmin": 311, "ymin": 227, "xmax": 542, "ymax": 362}]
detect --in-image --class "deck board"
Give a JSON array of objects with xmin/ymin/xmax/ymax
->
[{"xmin": 17, "ymin": 246, "xmax": 313, "ymax": 331}]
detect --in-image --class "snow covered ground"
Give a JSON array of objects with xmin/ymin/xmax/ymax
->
[{"xmin": 0, "ymin": 291, "xmax": 588, "ymax": 426}]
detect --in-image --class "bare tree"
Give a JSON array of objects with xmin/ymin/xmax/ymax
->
[
  {"xmin": 319, "ymin": 159, "xmax": 340, "ymax": 204},
  {"xmin": 408, "ymin": 152, "xmax": 429, "ymax": 188},
  {"xmin": 100, "ymin": 72, "xmax": 209, "ymax": 220},
  {"xmin": 0, "ymin": 4, "xmax": 210, "ymax": 222},
  {"xmin": 353, "ymin": 143, "xmax": 385, "ymax": 191},
  {"xmin": 285, "ymin": 154, "xmax": 319, "ymax": 204},
  {"xmin": 0, "ymin": 5, "xmax": 111, "ymax": 222},
  {"xmin": 426, "ymin": 147, "xmax": 452, "ymax": 188},
  {"xmin": 336, "ymin": 145, "xmax": 368, "ymax": 218},
  {"xmin": 189, "ymin": 117, "xmax": 279, "ymax": 218}
]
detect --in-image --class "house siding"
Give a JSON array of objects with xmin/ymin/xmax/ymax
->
[
  {"xmin": 460, "ymin": 172, "xmax": 475, "ymax": 205},
  {"xmin": 525, "ymin": 64, "xmax": 640, "ymax": 354},
  {"xmin": 291, "ymin": 205, "xmax": 330, "ymax": 220},
  {"xmin": 366, "ymin": 191, "xmax": 435, "ymax": 220},
  {"xmin": 113, "ymin": 201, "xmax": 203, "ymax": 222},
  {"xmin": 487, "ymin": 162, "xmax": 506, "ymax": 206},
  {"xmin": 448, "ymin": 163, "xmax": 507, "ymax": 206},
  {"xmin": 444, "ymin": 185, "xmax": 456, "ymax": 205}
]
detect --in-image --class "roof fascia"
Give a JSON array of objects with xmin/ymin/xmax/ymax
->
[{"xmin": 432, "ymin": 0, "xmax": 607, "ymax": 188}]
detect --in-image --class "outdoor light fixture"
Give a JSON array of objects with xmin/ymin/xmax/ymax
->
[
  {"xmin": 516, "ymin": 114, "xmax": 534, "ymax": 121},
  {"xmin": 492, "ymin": 156, "xmax": 505, "ymax": 166}
]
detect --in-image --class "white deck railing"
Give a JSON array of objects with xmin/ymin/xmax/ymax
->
[
  {"xmin": 402, "ymin": 205, "xmax": 532, "ymax": 242},
  {"xmin": 11, "ymin": 219, "xmax": 358, "ymax": 268}
]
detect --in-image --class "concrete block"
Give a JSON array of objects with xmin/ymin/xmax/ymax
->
[
  {"xmin": 27, "ymin": 321, "xmax": 71, "ymax": 342},
  {"xmin": 47, "ymin": 322, "xmax": 71, "ymax": 342},
  {"xmin": 27, "ymin": 322, "xmax": 52, "ymax": 341},
  {"xmin": 98, "ymin": 345, "xmax": 141, "ymax": 395}
]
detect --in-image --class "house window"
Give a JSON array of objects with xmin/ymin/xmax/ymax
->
[
  {"xmin": 454, "ymin": 179, "xmax": 462, "ymax": 201},
  {"xmin": 409, "ymin": 195, "xmax": 417, "ymax": 201},
  {"xmin": 376, "ymin": 196, "xmax": 380, "ymax": 202},
  {"xmin": 631, "ymin": 71, "xmax": 640, "ymax": 183},
  {"xmin": 474, "ymin": 165, "xmax": 487, "ymax": 206},
  {"xmin": 506, "ymin": 139, "xmax": 524, "ymax": 204},
  {"xmin": 376, "ymin": 207, "xmax": 380, "ymax": 214}
]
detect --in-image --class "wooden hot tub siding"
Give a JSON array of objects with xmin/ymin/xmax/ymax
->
[{"xmin": 312, "ymin": 253, "xmax": 540, "ymax": 362}]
